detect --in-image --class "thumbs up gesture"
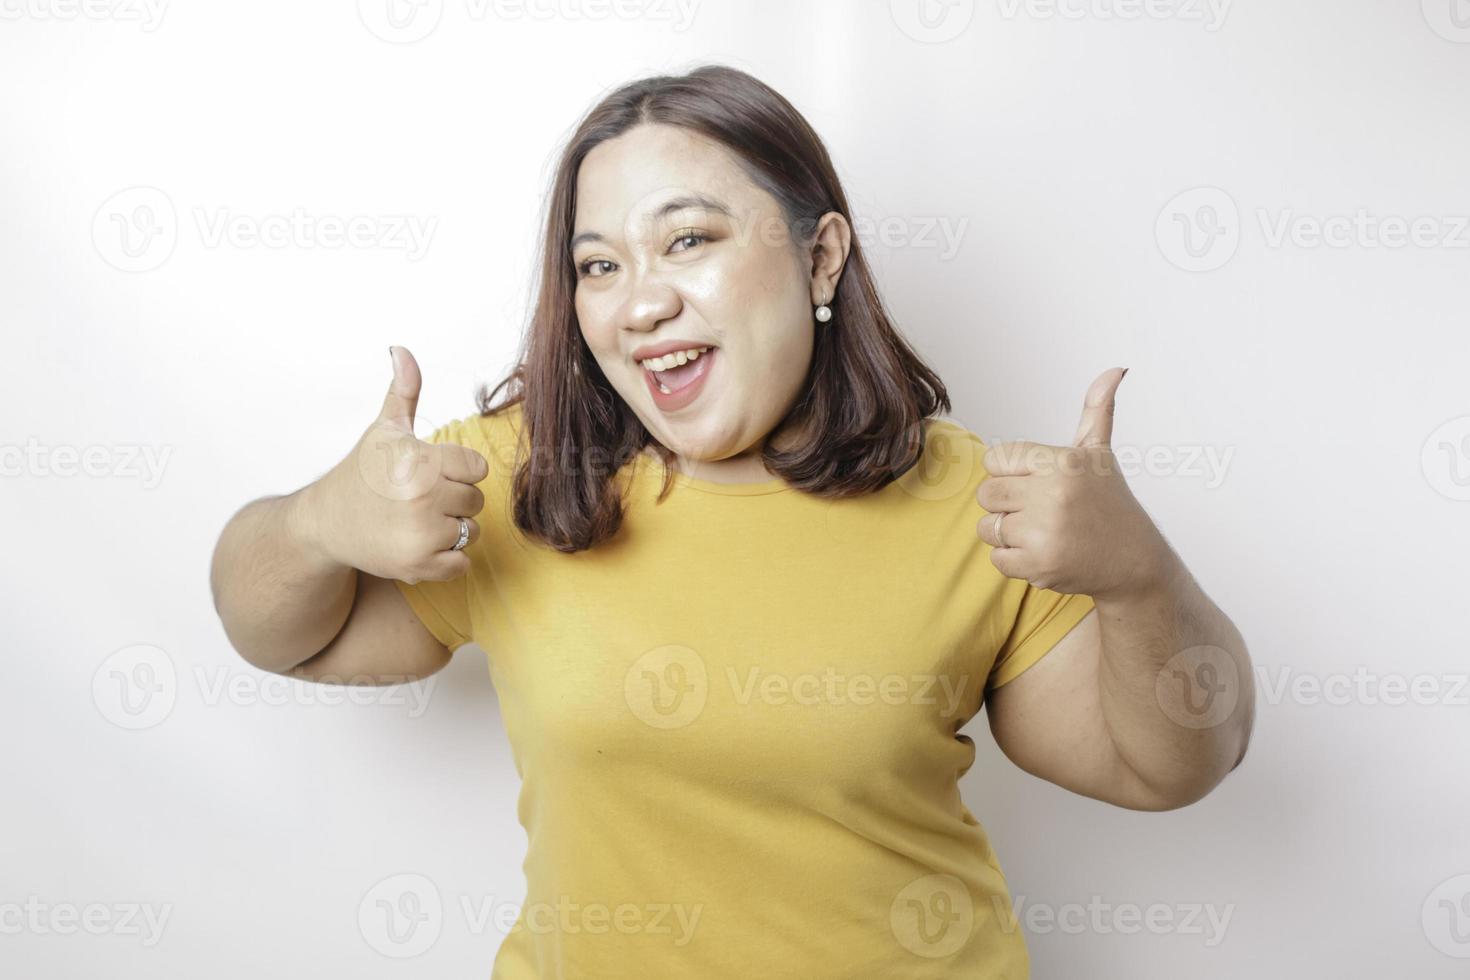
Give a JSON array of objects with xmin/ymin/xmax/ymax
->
[
  {"xmin": 975, "ymin": 368, "xmax": 1173, "ymax": 600},
  {"xmin": 298, "ymin": 346, "xmax": 490, "ymax": 584}
]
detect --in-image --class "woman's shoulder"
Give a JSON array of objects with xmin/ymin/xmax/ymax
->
[
  {"xmin": 893, "ymin": 414, "xmax": 991, "ymax": 501},
  {"xmin": 922, "ymin": 414, "xmax": 990, "ymax": 459}
]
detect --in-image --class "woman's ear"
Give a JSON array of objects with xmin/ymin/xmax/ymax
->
[{"xmin": 808, "ymin": 210, "xmax": 852, "ymax": 303}]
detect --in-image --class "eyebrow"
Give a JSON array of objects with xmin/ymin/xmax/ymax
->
[{"xmin": 569, "ymin": 193, "xmax": 733, "ymax": 251}]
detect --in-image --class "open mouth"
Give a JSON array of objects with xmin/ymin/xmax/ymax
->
[
  {"xmin": 643, "ymin": 346, "xmax": 712, "ymax": 393},
  {"xmin": 639, "ymin": 346, "xmax": 717, "ymax": 410}
]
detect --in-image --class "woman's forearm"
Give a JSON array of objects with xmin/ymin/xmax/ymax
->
[
  {"xmin": 1095, "ymin": 552, "xmax": 1256, "ymax": 808},
  {"xmin": 209, "ymin": 485, "xmax": 357, "ymax": 674}
]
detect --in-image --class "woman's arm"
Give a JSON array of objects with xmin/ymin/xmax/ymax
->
[
  {"xmin": 976, "ymin": 367, "xmax": 1254, "ymax": 808},
  {"xmin": 987, "ymin": 560, "xmax": 1254, "ymax": 811},
  {"xmin": 208, "ymin": 487, "xmax": 359, "ymax": 675},
  {"xmin": 208, "ymin": 347, "xmax": 487, "ymax": 683},
  {"xmin": 1094, "ymin": 555, "xmax": 1254, "ymax": 803}
]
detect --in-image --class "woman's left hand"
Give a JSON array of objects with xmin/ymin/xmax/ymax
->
[{"xmin": 974, "ymin": 367, "xmax": 1177, "ymax": 600}]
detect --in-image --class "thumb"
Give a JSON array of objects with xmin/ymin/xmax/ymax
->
[
  {"xmin": 1071, "ymin": 366, "xmax": 1128, "ymax": 449},
  {"xmin": 379, "ymin": 345, "xmax": 422, "ymax": 431}
]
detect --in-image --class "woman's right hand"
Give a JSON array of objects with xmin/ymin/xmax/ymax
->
[{"xmin": 295, "ymin": 346, "xmax": 489, "ymax": 584}]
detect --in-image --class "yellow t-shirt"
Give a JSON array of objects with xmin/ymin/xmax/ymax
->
[{"xmin": 395, "ymin": 401, "xmax": 1095, "ymax": 978}]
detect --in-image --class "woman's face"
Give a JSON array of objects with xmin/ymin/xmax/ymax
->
[{"xmin": 571, "ymin": 123, "xmax": 846, "ymax": 478}]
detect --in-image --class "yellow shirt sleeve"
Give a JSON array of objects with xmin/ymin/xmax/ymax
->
[
  {"xmin": 391, "ymin": 417, "xmax": 480, "ymax": 652},
  {"xmin": 986, "ymin": 582, "xmax": 1095, "ymax": 692}
]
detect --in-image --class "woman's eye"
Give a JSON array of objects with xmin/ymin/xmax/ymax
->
[
  {"xmin": 669, "ymin": 232, "xmax": 708, "ymax": 253},
  {"xmin": 576, "ymin": 233, "xmax": 707, "ymax": 279}
]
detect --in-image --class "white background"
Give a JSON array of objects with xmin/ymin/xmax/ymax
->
[{"xmin": 3, "ymin": 0, "xmax": 1469, "ymax": 976}]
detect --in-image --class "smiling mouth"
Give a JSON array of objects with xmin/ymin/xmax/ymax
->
[{"xmin": 641, "ymin": 347, "xmax": 713, "ymax": 393}]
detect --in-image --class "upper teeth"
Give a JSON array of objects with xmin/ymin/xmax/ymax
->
[{"xmin": 640, "ymin": 346, "xmax": 711, "ymax": 372}]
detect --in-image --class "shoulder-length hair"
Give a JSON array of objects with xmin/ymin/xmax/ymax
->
[{"xmin": 477, "ymin": 63, "xmax": 950, "ymax": 553}]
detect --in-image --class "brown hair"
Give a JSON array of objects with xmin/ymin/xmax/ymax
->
[{"xmin": 477, "ymin": 63, "xmax": 950, "ymax": 553}]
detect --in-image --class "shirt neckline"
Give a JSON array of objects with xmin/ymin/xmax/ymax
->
[{"xmin": 634, "ymin": 451, "xmax": 794, "ymax": 496}]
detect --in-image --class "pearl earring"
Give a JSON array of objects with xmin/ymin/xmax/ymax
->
[{"xmin": 815, "ymin": 294, "xmax": 832, "ymax": 323}]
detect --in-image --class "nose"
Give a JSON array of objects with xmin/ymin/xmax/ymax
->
[{"xmin": 621, "ymin": 273, "xmax": 682, "ymax": 336}]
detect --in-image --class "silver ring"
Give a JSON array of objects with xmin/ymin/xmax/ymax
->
[
  {"xmin": 993, "ymin": 511, "xmax": 1008, "ymax": 549},
  {"xmin": 451, "ymin": 517, "xmax": 470, "ymax": 552}
]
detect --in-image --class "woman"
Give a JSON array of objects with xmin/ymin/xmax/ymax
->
[{"xmin": 210, "ymin": 64, "xmax": 1254, "ymax": 978}]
